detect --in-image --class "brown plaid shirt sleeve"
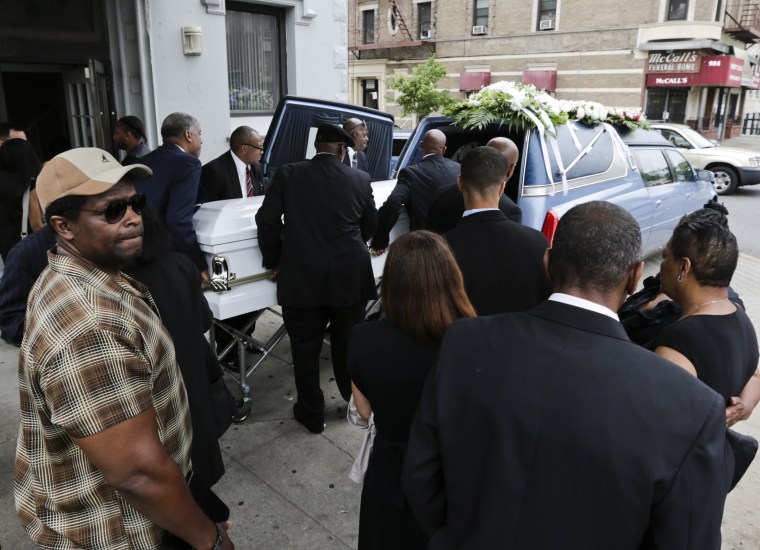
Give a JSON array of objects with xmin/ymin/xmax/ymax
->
[{"xmin": 15, "ymin": 251, "xmax": 192, "ymax": 550}]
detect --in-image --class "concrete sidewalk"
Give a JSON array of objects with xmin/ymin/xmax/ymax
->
[{"xmin": 1, "ymin": 256, "xmax": 759, "ymax": 548}]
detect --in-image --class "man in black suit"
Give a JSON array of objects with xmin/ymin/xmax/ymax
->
[
  {"xmin": 200, "ymin": 126, "xmax": 265, "ymax": 202},
  {"xmin": 370, "ymin": 129, "xmax": 459, "ymax": 252},
  {"xmin": 445, "ymin": 146, "xmax": 549, "ymax": 315},
  {"xmin": 342, "ymin": 118, "xmax": 369, "ymax": 172},
  {"xmin": 255, "ymin": 123, "xmax": 378, "ymax": 434},
  {"xmin": 199, "ymin": 125, "xmax": 266, "ymax": 370},
  {"xmin": 135, "ymin": 112, "xmax": 207, "ymax": 278},
  {"xmin": 403, "ymin": 201, "xmax": 731, "ymax": 549},
  {"xmin": 427, "ymin": 136, "xmax": 522, "ymax": 234}
]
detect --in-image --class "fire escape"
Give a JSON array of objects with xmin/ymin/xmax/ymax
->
[
  {"xmin": 724, "ymin": 0, "xmax": 760, "ymax": 42},
  {"xmin": 349, "ymin": 0, "xmax": 435, "ymax": 59}
]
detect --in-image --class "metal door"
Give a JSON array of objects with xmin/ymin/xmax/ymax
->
[{"xmin": 63, "ymin": 59, "xmax": 113, "ymax": 152}]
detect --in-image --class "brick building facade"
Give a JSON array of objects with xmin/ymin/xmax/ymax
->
[{"xmin": 348, "ymin": 0, "xmax": 760, "ymax": 139}]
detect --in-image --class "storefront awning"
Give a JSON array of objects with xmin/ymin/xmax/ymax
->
[
  {"xmin": 639, "ymin": 39, "xmax": 729, "ymax": 53},
  {"xmin": 522, "ymin": 70, "xmax": 557, "ymax": 91},
  {"xmin": 459, "ymin": 72, "xmax": 491, "ymax": 92}
]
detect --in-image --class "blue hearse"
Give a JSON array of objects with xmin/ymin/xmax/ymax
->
[{"xmin": 260, "ymin": 97, "xmax": 714, "ymax": 258}]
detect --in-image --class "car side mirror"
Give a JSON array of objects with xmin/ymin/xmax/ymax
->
[{"xmin": 696, "ymin": 169, "xmax": 713, "ymax": 182}]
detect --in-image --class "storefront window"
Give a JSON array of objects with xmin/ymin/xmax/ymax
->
[{"xmin": 646, "ymin": 88, "xmax": 688, "ymax": 123}]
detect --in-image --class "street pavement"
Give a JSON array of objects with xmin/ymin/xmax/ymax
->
[{"xmin": 1, "ymin": 256, "xmax": 759, "ymax": 548}]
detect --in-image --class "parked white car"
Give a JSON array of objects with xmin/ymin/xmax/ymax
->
[{"xmin": 651, "ymin": 123, "xmax": 760, "ymax": 195}]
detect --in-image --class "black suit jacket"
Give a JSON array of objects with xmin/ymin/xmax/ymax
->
[
  {"xmin": 371, "ymin": 154, "xmax": 460, "ymax": 249},
  {"xmin": 403, "ymin": 300, "xmax": 731, "ymax": 550},
  {"xmin": 343, "ymin": 149, "xmax": 368, "ymax": 172},
  {"xmin": 445, "ymin": 210, "xmax": 550, "ymax": 315},
  {"xmin": 135, "ymin": 144, "xmax": 206, "ymax": 271},
  {"xmin": 255, "ymin": 153, "xmax": 378, "ymax": 308},
  {"xmin": 200, "ymin": 150, "xmax": 265, "ymax": 202},
  {"xmin": 427, "ymin": 183, "xmax": 522, "ymax": 234}
]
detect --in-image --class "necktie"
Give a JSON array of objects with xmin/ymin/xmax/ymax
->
[
  {"xmin": 245, "ymin": 166, "xmax": 254, "ymax": 197},
  {"xmin": 351, "ymin": 152, "xmax": 358, "ymax": 168}
]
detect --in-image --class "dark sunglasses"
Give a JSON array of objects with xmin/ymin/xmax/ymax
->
[
  {"xmin": 244, "ymin": 142, "xmax": 264, "ymax": 151},
  {"xmin": 78, "ymin": 193, "xmax": 147, "ymax": 224}
]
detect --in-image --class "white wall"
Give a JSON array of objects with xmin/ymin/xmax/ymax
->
[{"xmin": 144, "ymin": 0, "xmax": 230, "ymax": 163}]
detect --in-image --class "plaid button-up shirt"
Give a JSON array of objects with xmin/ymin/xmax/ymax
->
[{"xmin": 15, "ymin": 249, "xmax": 192, "ymax": 550}]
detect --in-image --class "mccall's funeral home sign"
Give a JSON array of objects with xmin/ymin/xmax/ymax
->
[{"xmin": 647, "ymin": 51, "xmax": 700, "ymax": 73}]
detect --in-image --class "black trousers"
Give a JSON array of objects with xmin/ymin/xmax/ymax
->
[{"xmin": 282, "ymin": 303, "xmax": 365, "ymax": 424}]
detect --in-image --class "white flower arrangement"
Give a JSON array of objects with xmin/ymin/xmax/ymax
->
[{"xmin": 445, "ymin": 81, "xmax": 650, "ymax": 134}]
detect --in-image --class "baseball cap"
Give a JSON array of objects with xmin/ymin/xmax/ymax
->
[
  {"xmin": 314, "ymin": 123, "xmax": 354, "ymax": 146},
  {"xmin": 37, "ymin": 148, "xmax": 152, "ymax": 210}
]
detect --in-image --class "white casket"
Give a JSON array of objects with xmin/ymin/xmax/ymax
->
[{"xmin": 194, "ymin": 179, "xmax": 409, "ymax": 320}]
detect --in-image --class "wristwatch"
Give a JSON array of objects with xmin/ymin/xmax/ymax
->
[{"xmin": 210, "ymin": 524, "xmax": 224, "ymax": 550}]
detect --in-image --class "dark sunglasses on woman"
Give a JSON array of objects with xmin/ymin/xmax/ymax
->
[{"xmin": 77, "ymin": 193, "xmax": 147, "ymax": 224}]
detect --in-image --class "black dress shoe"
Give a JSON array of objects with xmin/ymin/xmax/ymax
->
[{"xmin": 293, "ymin": 404, "xmax": 325, "ymax": 434}]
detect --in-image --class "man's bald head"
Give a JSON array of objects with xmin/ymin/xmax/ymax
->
[
  {"xmin": 420, "ymin": 129, "xmax": 447, "ymax": 156},
  {"xmin": 486, "ymin": 136, "xmax": 519, "ymax": 181},
  {"xmin": 343, "ymin": 118, "xmax": 369, "ymax": 151}
]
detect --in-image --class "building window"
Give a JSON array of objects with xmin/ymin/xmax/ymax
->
[
  {"xmin": 418, "ymin": 2, "xmax": 432, "ymax": 39},
  {"xmin": 474, "ymin": 0, "xmax": 489, "ymax": 27},
  {"xmin": 362, "ymin": 10, "xmax": 375, "ymax": 44},
  {"xmin": 226, "ymin": 3, "xmax": 285, "ymax": 114},
  {"xmin": 537, "ymin": 0, "xmax": 557, "ymax": 30},
  {"xmin": 667, "ymin": 0, "xmax": 688, "ymax": 21}
]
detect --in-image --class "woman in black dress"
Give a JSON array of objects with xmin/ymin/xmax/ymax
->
[
  {"xmin": 653, "ymin": 206, "xmax": 760, "ymax": 425},
  {"xmin": 348, "ymin": 230, "xmax": 476, "ymax": 550},
  {"xmin": 125, "ymin": 205, "xmax": 235, "ymax": 523}
]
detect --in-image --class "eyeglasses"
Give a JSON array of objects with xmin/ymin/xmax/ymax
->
[
  {"xmin": 244, "ymin": 143, "xmax": 264, "ymax": 152},
  {"xmin": 77, "ymin": 193, "xmax": 147, "ymax": 224}
]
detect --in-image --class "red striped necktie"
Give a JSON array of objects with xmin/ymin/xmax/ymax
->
[{"xmin": 246, "ymin": 166, "xmax": 254, "ymax": 197}]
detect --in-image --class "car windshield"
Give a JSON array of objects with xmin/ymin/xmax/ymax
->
[{"xmin": 675, "ymin": 126, "xmax": 716, "ymax": 149}]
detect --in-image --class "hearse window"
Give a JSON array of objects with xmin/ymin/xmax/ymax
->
[
  {"xmin": 664, "ymin": 149, "xmax": 694, "ymax": 182},
  {"xmin": 632, "ymin": 149, "xmax": 674, "ymax": 187},
  {"xmin": 542, "ymin": 122, "xmax": 615, "ymax": 183}
]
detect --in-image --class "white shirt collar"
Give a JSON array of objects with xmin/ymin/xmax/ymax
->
[
  {"xmin": 230, "ymin": 150, "xmax": 249, "ymax": 195},
  {"xmin": 548, "ymin": 293, "xmax": 619, "ymax": 321},
  {"xmin": 462, "ymin": 207, "xmax": 500, "ymax": 217}
]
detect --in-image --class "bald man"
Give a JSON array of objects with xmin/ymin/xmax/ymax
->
[
  {"xmin": 342, "ymin": 118, "xmax": 369, "ymax": 173},
  {"xmin": 200, "ymin": 125, "xmax": 265, "ymax": 202},
  {"xmin": 370, "ymin": 129, "xmax": 460, "ymax": 252},
  {"xmin": 427, "ymin": 136, "xmax": 522, "ymax": 234}
]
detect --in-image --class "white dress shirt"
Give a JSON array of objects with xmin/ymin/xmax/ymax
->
[
  {"xmin": 548, "ymin": 292, "xmax": 619, "ymax": 321},
  {"xmin": 230, "ymin": 150, "xmax": 250, "ymax": 197}
]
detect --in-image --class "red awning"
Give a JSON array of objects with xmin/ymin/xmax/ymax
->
[
  {"xmin": 522, "ymin": 70, "xmax": 557, "ymax": 91},
  {"xmin": 700, "ymin": 55, "xmax": 743, "ymax": 87},
  {"xmin": 646, "ymin": 73, "xmax": 698, "ymax": 87},
  {"xmin": 459, "ymin": 72, "xmax": 491, "ymax": 92}
]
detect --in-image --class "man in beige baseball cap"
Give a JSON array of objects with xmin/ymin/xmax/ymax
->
[{"xmin": 16, "ymin": 147, "xmax": 234, "ymax": 549}]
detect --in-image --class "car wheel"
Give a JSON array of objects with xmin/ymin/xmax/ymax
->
[{"xmin": 711, "ymin": 165, "xmax": 739, "ymax": 195}]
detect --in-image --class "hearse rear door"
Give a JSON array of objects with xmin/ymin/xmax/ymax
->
[{"xmin": 261, "ymin": 96, "xmax": 395, "ymax": 182}]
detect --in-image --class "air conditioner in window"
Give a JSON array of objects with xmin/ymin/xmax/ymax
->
[
  {"xmin": 420, "ymin": 29, "xmax": 433, "ymax": 39},
  {"xmin": 539, "ymin": 19, "xmax": 555, "ymax": 30},
  {"xmin": 472, "ymin": 25, "xmax": 488, "ymax": 35}
]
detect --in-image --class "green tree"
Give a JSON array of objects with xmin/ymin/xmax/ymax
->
[{"xmin": 387, "ymin": 56, "xmax": 451, "ymax": 120}]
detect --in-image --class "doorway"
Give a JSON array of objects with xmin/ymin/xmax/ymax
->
[
  {"xmin": 362, "ymin": 79, "xmax": 379, "ymax": 110},
  {"xmin": 1, "ymin": 70, "xmax": 70, "ymax": 161},
  {"xmin": 645, "ymin": 88, "xmax": 688, "ymax": 123}
]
